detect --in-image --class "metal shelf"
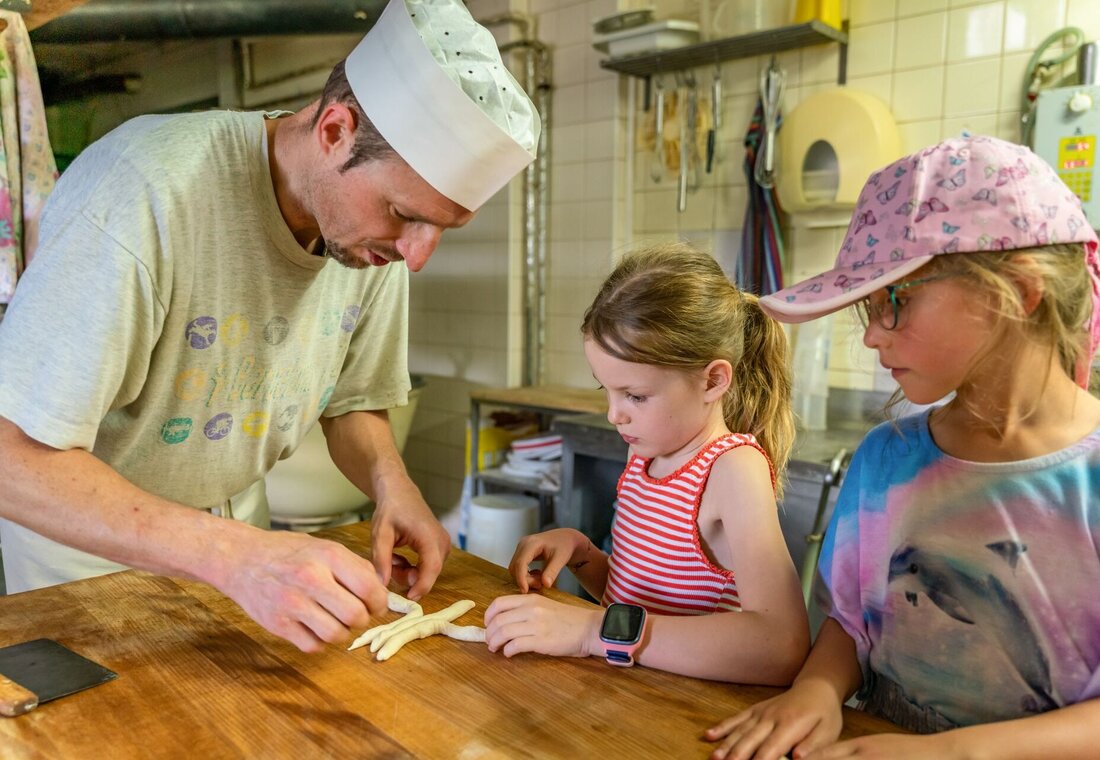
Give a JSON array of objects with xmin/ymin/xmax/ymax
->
[
  {"xmin": 598, "ymin": 19, "xmax": 847, "ymax": 79},
  {"xmin": 475, "ymin": 467, "xmax": 559, "ymax": 496}
]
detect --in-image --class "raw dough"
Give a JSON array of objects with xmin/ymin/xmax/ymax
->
[{"xmin": 349, "ymin": 593, "xmax": 487, "ymax": 661}]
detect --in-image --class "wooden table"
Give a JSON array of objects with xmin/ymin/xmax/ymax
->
[{"xmin": 0, "ymin": 523, "xmax": 900, "ymax": 758}]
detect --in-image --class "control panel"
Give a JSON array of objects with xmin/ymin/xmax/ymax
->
[{"xmin": 1032, "ymin": 84, "xmax": 1100, "ymax": 223}]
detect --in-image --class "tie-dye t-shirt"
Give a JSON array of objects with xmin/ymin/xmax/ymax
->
[
  {"xmin": 816, "ymin": 411, "xmax": 1100, "ymax": 730},
  {"xmin": 0, "ymin": 111, "xmax": 410, "ymax": 591}
]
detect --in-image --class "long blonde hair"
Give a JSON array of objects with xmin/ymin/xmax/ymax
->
[{"xmin": 582, "ymin": 243, "xmax": 795, "ymax": 497}]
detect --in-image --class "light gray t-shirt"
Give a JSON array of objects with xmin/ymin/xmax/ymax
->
[{"xmin": 0, "ymin": 110, "xmax": 410, "ymax": 591}]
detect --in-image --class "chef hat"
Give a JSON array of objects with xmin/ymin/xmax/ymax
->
[{"xmin": 345, "ymin": 0, "xmax": 540, "ymax": 211}]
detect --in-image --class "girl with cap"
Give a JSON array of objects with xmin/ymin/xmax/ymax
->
[
  {"xmin": 484, "ymin": 244, "xmax": 810, "ymax": 684},
  {"xmin": 706, "ymin": 134, "xmax": 1100, "ymax": 758}
]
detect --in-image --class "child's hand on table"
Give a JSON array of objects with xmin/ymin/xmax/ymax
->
[
  {"xmin": 484, "ymin": 594, "xmax": 602, "ymax": 658},
  {"xmin": 704, "ymin": 678, "xmax": 844, "ymax": 760}
]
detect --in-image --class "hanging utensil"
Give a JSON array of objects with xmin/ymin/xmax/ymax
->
[
  {"xmin": 707, "ymin": 65, "xmax": 721, "ymax": 174},
  {"xmin": 754, "ymin": 57, "xmax": 784, "ymax": 189},
  {"xmin": 677, "ymin": 73, "xmax": 692, "ymax": 212},
  {"xmin": 650, "ymin": 77, "xmax": 665, "ymax": 183},
  {"xmin": 686, "ymin": 73, "xmax": 701, "ymax": 193}
]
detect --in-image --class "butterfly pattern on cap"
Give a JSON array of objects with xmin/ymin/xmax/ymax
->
[
  {"xmin": 937, "ymin": 169, "xmax": 966, "ymax": 190},
  {"xmin": 876, "ymin": 181, "xmax": 901, "ymax": 204},
  {"xmin": 760, "ymin": 135, "xmax": 1100, "ymax": 327},
  {"xmin": 914, "ymin": 198, "xmax": 949, "ymax": 222},
  {"xmin": 853, "ymin": 210, "xmax": 878, "ymax": 234},
  {"xmin": 972, "ymin": 188, "xmax": 997, "ymax": 205},
  {"xmin": 995, "ymin": 159, "xmax": 1029, "ymax": 187}
]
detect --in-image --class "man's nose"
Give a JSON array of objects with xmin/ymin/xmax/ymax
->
[{"xmin": 398, "ymin": 226, "xmax": 444, "ymax": 272}]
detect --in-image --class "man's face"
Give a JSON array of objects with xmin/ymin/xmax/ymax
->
[{"xmin": 311, "ymin": 155, "xmax": 475, "ymax": 272}]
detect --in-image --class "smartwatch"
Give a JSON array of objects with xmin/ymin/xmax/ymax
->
[{"xmin": 599, "ymin": 603, "xmax": 648, "ymax": 667}]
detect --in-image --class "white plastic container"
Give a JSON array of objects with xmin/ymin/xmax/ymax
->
[
  {"xmin": 466, "ymin": 493, "xmax": 539, "ymax": 568},
  {"xmin": 593, "ymin": 19, "xmax": 700, "ymax": 58}
]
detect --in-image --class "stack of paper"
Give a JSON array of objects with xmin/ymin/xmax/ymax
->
[{"xmin": 500, "ymin": 433, "xmax": 562, "ymax": 490}]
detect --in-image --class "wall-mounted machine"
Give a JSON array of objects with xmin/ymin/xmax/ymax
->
[
  {"xmin": 1032, "ymin": 84, "xmax": 1100, "ymax": 223},
  {"xmin": 1031, "ymin": 40, "xmax": 1100, "ymax": 224}
]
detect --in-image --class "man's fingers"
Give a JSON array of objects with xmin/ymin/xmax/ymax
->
[
  {"xmin": 406, "ymin": 538, "xmax": 446, "ymax": 600},
  {"xmin": 324, "ymin": 544, "xmax": 389, "ymax": 618},
  {"xmin": 387, "ymin": 554, "xmax": 418, "ymax": 591},
  {"xmin": 371, "ymin": 524, "xmax": 396, "ymax": 587}
]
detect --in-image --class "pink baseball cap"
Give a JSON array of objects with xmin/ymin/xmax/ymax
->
[{"xmin": 759, "ymin": 134, "xmax": 1100, "ymax": 385}]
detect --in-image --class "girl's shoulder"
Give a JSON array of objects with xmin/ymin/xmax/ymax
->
[
  {"xmin": 856, "ymin": 412, "xmax": 932, "ymax": 455},
  {"xmin": 853, "ymin": 407, "xmax": 1100, "ymax": 471}
]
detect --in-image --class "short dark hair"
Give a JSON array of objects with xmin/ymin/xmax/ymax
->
[{"xmin": 312, "ymin": 60, "xmax": 397, "ymax": 171}]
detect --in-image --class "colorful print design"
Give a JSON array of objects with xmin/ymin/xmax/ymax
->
[
  {"xmin": 816, "ymin": 413, "xmax": 1100, "ymax": 729},
  {"xmin": 160, "ymin": 305, "xmax": 360, "ymax": 446}
]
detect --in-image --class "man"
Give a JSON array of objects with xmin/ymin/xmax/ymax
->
[{"xmin": 0, "ymin": 0, "xmax": 539, "ymax": 653}]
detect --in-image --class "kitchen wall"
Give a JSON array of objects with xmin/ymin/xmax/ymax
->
[
  {"xmin": 37, "ymin": 0, "xmax": 1100, "ymax": 515},
  {"xmin": 410, "ymin": 0, "xmax": 1100, "ymax": 513}
]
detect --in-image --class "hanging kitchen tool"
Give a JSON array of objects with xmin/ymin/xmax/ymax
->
[
  {"xmin": 686, "ymin": 73, "xmax": 702, "ymax": 193},
  {"xmin": 739, "ymin": 72, "xmax": 786, "ymax": 295},
  {"xmin": 707, "ymin": 65, "xmax": 721, "ymax": 174},
  {"xmin": 650, "ymin": 76, "xmax": 666, "ymax": 183},
  {"xmin": 755, "ymin": 56, "xmax": 784, "ymax": 189},
  {"xmin": 677, "ymin": 71, "xmax": 695, "ymax": 212},
  {"xmin": 0, "ymin": 639, "xmax": 117, "ymax": 717}
]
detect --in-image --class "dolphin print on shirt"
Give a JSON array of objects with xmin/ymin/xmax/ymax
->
[{"xmin": 887, "ymin": 541, "xmax": 1058, "ymax": 714}]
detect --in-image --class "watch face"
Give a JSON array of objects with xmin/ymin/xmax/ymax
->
[{"xmin": 600, "ymin": 603, "xmax": 645, "ymax": 644}]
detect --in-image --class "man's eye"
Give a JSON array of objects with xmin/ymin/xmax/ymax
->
[{"xmin": 393, "ymin": 209, "xmax": 414, "ymax": 222}]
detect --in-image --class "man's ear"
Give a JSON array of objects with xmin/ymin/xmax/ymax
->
[
  {"xmin": 314, "ymin": 102, "xmax": 358, "ymax": 160},
  {"xmin": 703, "ymin": 359, "xmax": 733, "ymax": 402}
]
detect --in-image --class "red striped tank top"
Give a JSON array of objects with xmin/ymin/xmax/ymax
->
[{"xmin": 602, "ymin": 433, "xmax": 770, "ymax": 616}]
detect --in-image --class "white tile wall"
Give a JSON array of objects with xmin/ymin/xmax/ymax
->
[
  {"xmin": 87, "ymin": 0, "xmax": 1086, "ymax": 512},
  {"xmin": 895, "ymin": 13, "xmax": 949, "ymax": 69}
]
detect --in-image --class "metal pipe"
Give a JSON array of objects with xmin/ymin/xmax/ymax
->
[
  {"xmin": 497, "ymin": 39, "xmax": 551, "ymax": 386},
  {"xmin": 30, "ymin": 0, "xmax": 383, "ymax": 43}
]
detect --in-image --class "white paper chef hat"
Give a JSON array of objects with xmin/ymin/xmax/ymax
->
[{"xmin": 345, "ymin": 0, "xmax": 540, "ymax": 211}]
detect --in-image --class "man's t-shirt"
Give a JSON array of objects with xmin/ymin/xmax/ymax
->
[{"xmin": 0, "ymin": 110, "xmax": 410, "ymax": 591}]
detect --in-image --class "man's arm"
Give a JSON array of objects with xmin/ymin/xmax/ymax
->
[
  {"xmin": 320, "ymin": 409, "xmax": 450, "ymax": 599},
  {"xmin": 0, "ymin": 416, "xmax": 388, "ymax": 651}
]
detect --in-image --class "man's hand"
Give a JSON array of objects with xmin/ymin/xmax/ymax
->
[
  {"xmin": 369, "ymin": 478, "xmax": 450, "ymax": 600},
  {"xmin": 219, "ymin": 529, "xmax": 389, "ymax": 653},
  {"xmin": 320, "ymin": 409, "xmax": 451, "ymax": 602}
]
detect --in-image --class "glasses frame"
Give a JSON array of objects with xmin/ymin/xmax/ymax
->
[{"xmin": 856, "ymin": 273, "xmax": 956, "ymax": 331}]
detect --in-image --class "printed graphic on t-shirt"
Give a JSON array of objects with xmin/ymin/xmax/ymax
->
[{"xmin": 160, "ymin": 305, "xmax": 359, "ymax": 446}]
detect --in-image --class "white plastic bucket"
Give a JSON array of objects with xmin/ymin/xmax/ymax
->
[{"xmin": 465, "ymin": 493, "xmax": 539, "ymax": 568}]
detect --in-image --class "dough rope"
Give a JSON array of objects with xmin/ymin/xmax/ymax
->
[{"xmin": 349, "ymin": 594, "xmax": 486, "ymax": 660}]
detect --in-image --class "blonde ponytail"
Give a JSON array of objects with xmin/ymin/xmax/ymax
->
[{"xmin": 726, "ymin": 294, "xmax": 795, "ymax": 498}]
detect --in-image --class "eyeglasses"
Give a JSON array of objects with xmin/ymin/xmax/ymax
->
[{"xmin": 855, "ymin": 274, "xmax": 956, "ymax": 331}]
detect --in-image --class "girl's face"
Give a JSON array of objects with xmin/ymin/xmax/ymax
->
[
  {"xmin": 583, "ymin": 339, "xmax": 724, "ymax": 460},
  {"xmin": 861, "ymin": 273, "xmax": 995, "ymax": 405}
]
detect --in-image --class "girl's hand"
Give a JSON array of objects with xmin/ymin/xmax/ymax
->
[
  {"xmin": 508, "ymin": 528, "xmax": 592, "ymax": 592},
  {"xmin": 484, "ymin": 594, "xmax": 602, "ymax": 658},
  {"xmin": 705, "ymin": 679, "xmax": 844, "ymax": 760}
]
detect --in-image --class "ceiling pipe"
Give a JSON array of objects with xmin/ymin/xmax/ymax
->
[{"xmin": 30, "ymin": 0, "xmax": 386, "ymax": 43}]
